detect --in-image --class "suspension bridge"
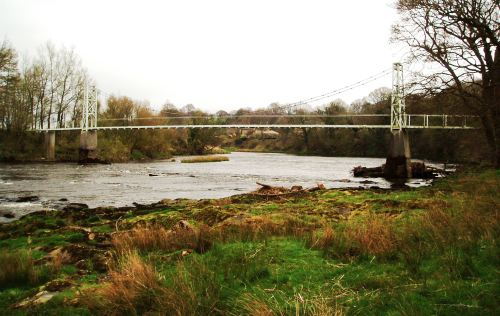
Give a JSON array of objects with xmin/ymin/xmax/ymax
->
[{"xmin": 36, "ymin": 63, "xmax": 477, "ymax": 178}]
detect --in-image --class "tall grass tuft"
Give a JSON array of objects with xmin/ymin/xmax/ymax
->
[
  {"xmin": 237, "ymin": 290, "xmax": 346, "ymax": 316},
  {"xmin": 0, "ymin": 249, "xmax": 55, "ymax": 288},
  {"xmin": 83, "ymin": 251, "xmax": 224, "ymax": 315},
  {"xmin": 308, "ymin": 215, "xmax": 397, "ymax": 260},
  {"xmin": 348, "ymin": 215, "xmax": 397, "ymax": 258},
  {"xmin": 82, "ymin": 251, "xmax": 169, "ymax": 315},
  {"xmin": 0, "ymin": 250, "xmax": 37, "ymax": 287}
]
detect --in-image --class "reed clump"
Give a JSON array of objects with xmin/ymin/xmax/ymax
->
[
  {"xmin": 0, "ymin": 249, "xmax": 57, "ymax": 288},
  {"xmin": 0, "ymin": 250, "xmax": 37, "ymax": 287}
]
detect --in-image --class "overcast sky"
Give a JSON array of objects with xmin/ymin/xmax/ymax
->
[{"xmin": 0, "ymin": 0, "xmax": 403, "ymax": 112}]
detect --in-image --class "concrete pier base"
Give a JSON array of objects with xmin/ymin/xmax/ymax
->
[
  {"xmin": 384, "ymin": 129, "xmax": 411, "ymax": 179},
  {"xmin": 79, "ymin": 131, "xmax": 98, "ymax": 163},
  {"xmin": 45, "ymin": 131, "xmax": 55, "ymax": 161}
]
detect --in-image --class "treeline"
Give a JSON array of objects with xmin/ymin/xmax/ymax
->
[
  {"xmin": 93, "ymin": 88, "xmax": 486, "ymax": 163},
  {"xmin": 0, "ymin": 40, "xmax": 489, "ymax": 163},
  {"xmin": 0, "ymin": 41, "xmax": 88, "ymax": 131},
  {"xmin": 221, "ymin": 89, "xmax": 486, "ymax": 163}
]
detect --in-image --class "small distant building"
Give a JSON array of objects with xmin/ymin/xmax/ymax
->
[{"xmin": 247, "ymin": 129, "xmax": 280, "ymax": 139}]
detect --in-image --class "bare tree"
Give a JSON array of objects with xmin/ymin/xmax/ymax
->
[
  {"xmin": 55, "ymin": 47, "xmax": 78, "ymax": 128},
  {"xmin": 30, "ymin": 58, "xmax": 49, "ymax": 129},
  {"xmin": 392, "ymin": 0, "xmax": 500, "ymax": 166},
  {"xmin": 366, "ymin": 87, "xmax": 391, "ymax": 105},
  {"xmin": 0, "ymin": 40, "xmax": 27, "ymax": 131},
  {"xmin": 19, "ymin": 43, "xmax": 88, "ymax": 129}
]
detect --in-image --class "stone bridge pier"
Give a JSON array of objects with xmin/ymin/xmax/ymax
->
[
  {"xmin": 44, "ymin": 131, "xmax": 56, "ymax": 161},
  {"xmin": 384, "ymin": 129, "xmax": 411, "ymax": 178},
  {"xmin": 79, "ymin": 130, "xmax": 98, "ymax": 163}
]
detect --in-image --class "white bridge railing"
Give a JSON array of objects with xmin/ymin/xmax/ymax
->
[{"xmin": 33, "ymin": 114, "xmax": 478, "ymax": 132}]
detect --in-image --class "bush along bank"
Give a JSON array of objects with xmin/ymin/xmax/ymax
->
[{"xmin": 0, "ymin": 169, "xmax": 498, "ymax": 315}]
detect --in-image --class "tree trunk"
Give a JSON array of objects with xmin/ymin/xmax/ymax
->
[{"xmin": 483, "ymin": 47, "xmax": 500, "ymax": 168}]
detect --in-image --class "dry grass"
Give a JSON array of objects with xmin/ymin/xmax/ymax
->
[
  {"xmin": 112, "ymin": 216, "xmax": 314, "ymax": 255},
  {"xmin": 112, "ymin": 222, "xmax": 212, "ymax": 254},
  {"xmin": 348, "ymin": 215, "xmax": 397, "ymax": 258},
  {"xmin": 238, "ymin": 291, "xmax": 346, "ymax": 316},
  {"xmin": 308, "ymin": 215, "xmax": 397, "ymax": 260},
  {"xmin": 308, "ymin": 226, "xmax": 336, "ymax": 250},
  {"xmin": 420, "ymin": 204, "xmax": 498, "ymax": 250},
  {"xmin": 181, "ymin": 155, "xmax": 229, "ymax": 163},
  {"xmin": 49, "ymin": 249, "xmax": 71, "ymax": 273},
  {"xmin": 306, "ymin": 183, "xmax": 499, "ymax": 275},
  {"xmin": 239, "ymin": 296, "xmax": 274, "ymax": 316},
  {"xmin": 83, "ymin": 252, "xmax": 221, "ymax": 315},
  {"xmin": 213, "ymin": 215, "xmax": 315, "ymax": 244},
  {"xmin": 82, "ymin": 252, "xmax": 169, "ymax": 315}
]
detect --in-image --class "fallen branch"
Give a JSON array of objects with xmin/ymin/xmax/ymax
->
[{"xmin": 256, "ymin": 182, "xmax": 273, "ymax": 189}]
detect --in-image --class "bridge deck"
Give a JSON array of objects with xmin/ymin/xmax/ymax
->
[{"xmin": 33, "ymin": 124, "xmax": 476, "ymax": 132}]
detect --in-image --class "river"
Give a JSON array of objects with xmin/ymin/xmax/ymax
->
[{"xmin": 0, "ymin": 152, "xmax": 436, "ymax": 223}]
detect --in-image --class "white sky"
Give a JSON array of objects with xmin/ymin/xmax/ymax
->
[{"xmin": 0, "ymin": 0, "xmax": 403, "ymax": 112}]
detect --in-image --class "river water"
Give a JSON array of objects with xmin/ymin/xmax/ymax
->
[{"xmin": 0, "ymin": 152, "xmax": 436, "ymax": 223}]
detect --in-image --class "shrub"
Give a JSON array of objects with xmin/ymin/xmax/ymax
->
[{"xmin": 162, "ymin": 257, "xmax": 221, "ymax": 315}]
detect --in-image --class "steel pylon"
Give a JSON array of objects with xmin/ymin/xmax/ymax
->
[
  {"xmin": 390, "ymin": 63, "xmax": 406, "ymax": 130},
  {"xmin": 82, "ymin": 83, "xmax": 98, "ymax": 131}
]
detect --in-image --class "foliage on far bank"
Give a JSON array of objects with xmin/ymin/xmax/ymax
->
[{"xmin": 0, "ymin": 169, "xmax": 498, "ymax": 315}]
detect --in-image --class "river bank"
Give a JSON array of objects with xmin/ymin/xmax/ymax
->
[
  {"xmin": 0, "ymin": 169, "xmax": 498, "ymax": 315},
  {"xmin": 0, "ymin": 153, "xmax": 439, "ymax": 223}
]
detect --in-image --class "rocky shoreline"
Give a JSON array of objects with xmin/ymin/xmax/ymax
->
[{"xmin": 352, "ymin": 161, "xmax": 450, "ymax": 179}]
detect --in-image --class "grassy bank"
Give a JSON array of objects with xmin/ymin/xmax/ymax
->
[{"xmin": 0, "ymin": 170, "xmax": 498, "ymax": 315}]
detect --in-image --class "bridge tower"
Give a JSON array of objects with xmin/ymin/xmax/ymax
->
[
  {"xmin": 385, "ymin": 63, "xmax": 412, "ymax": 178},
  {"xmin": 79, "ymin": 84, "xmax": 99, "ymax": 163}
]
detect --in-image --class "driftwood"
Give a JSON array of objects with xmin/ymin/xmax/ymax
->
[
  {"xmin": 256, "ymin": 182, "xmax": 274, "ymax": 190},
  {"xmin": 253, "ymin": 182, "xmax": 325, "ymax": 197}
]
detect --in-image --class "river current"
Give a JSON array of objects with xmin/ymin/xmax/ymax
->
[{"xmin": 0, "ymin": 152, "xmax": 436, "ymax": 223}]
